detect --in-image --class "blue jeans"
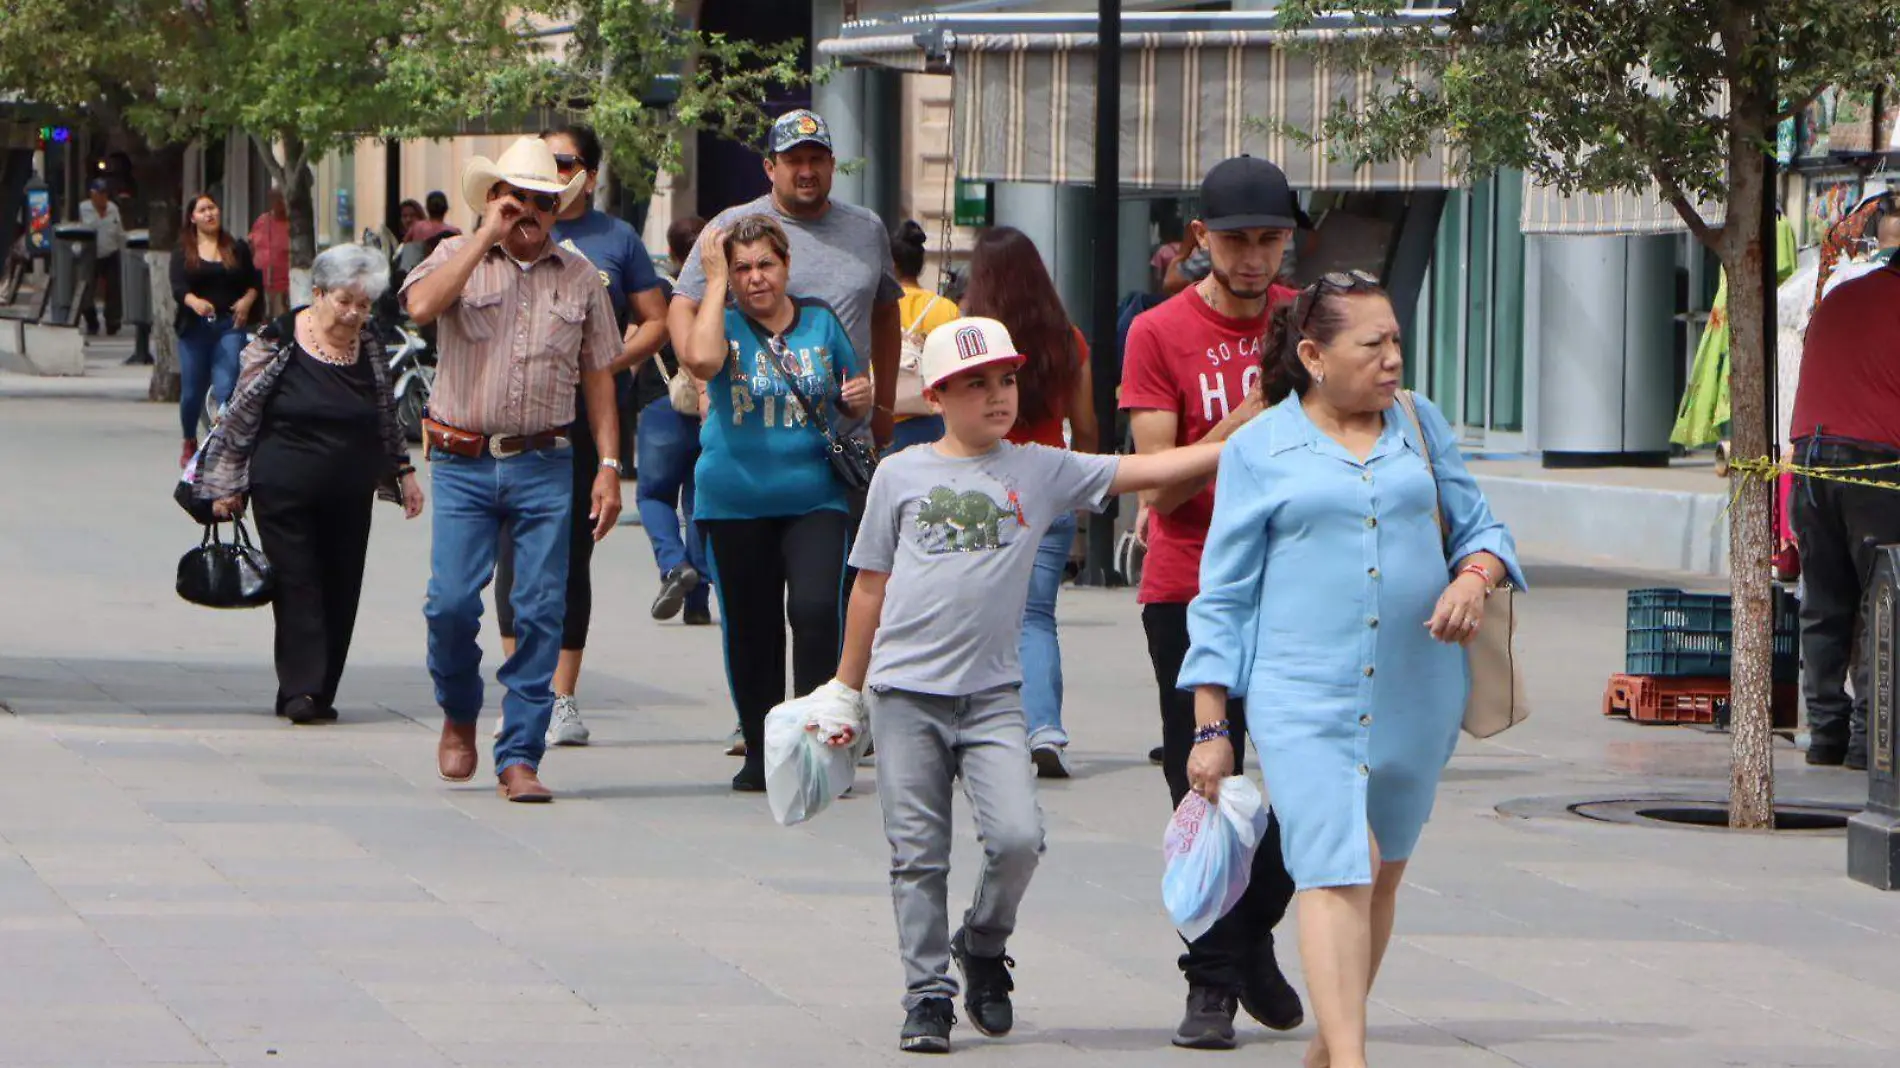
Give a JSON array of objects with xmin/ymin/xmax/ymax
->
[
  {"xmin": 635, "ymin": 397, "xmax": 708, "ymax": 612},
  {"xmin": 178, "ymin": 315, "xmax": 246, "ymax": 438},
  {"xmin": 424, "ymin": 446, "xmax": 574, "ymax": 775},
  {"xmin": 1020, "ymin": 512, "xmax": 1075, "ymax": 749},
  {"xmin": 886, "ymin": 414, "xmax": 944, "ymax": 455}
]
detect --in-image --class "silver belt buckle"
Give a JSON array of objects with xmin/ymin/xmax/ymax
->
[{"xmin": 488, "ymin": 435, "xmax": 525, "ymax": 460}]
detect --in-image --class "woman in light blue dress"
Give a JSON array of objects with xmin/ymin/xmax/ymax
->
[{"xmin": 1177, "ymin": 273, "xmax": 1524, "ymax": 1068}]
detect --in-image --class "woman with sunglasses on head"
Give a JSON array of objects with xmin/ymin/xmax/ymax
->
[
  {"xmin": 679, "ymin": 214, "xmax": 872, "ymax": 792},
  {"xmin": 1177, "ymin": 271, "xmax": 1524, "ymax": 1068},
  {"xmin": 957, "ymin": 226, "xmax": 1099, "ymax": 779},
  {"xmin": 490, "ymin": 124, "xmax": 669, "ymax": 749},
  {"xmin": 172, "ymin": 192, "xmax": 261, "ymax": 466}
]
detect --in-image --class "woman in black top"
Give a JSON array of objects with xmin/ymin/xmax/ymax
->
[
  {"xmin": 171, "ymin": 193, "xmax": 261, "ymax": 467},
  {"xmin": 201, "ymin": 244, "xmax": 424, "ymax": 724}
]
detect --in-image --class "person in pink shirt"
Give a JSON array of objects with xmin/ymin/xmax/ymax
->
[{"xmin": 249, "ymin": 189, "xmax": 291, "ymax": 319}]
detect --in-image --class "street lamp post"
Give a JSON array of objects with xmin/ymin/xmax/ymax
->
[{"xmin": 1079, "ymin": 0, "xmax": 1123, "ymax": 587}]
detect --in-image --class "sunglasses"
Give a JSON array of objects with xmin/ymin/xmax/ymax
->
[
  {"xmin": 552, "ymin": 153, "xmax": 586, "ymax": 174},
  {"xmin": 502, "ymin": 187, "xmax": 560, "ymax": 213},
  {"xmin": 1295, "ymin": 269, "xmax": 1381, "ymax": 330}
]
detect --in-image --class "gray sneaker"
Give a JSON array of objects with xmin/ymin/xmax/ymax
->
[{"xmin": 547, "ymin": 695, "xmax": 590, "ymax": 747}]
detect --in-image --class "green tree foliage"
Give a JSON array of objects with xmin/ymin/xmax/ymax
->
[
  {"xmin": 537, "ymin": 0, "xmax": 807, "ymax": 201},
  {"xmin": 1273, "ymin": 0, "xmax": 1900, "ymax": 826}
]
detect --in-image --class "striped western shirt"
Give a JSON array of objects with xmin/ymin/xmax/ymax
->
[{"xmin": 399, "ymin": 236, "xmax": 620, "ymax": 435}]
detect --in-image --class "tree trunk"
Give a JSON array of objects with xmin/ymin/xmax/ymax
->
[
  {"xmin": 1719, "ymin": 47, "xmax": 1777, "ymax": 829},
  {"xmin": 125, "ymin": 140, "xmax": 187, "ymax": 404}
]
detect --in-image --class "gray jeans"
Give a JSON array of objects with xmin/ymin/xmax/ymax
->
[{"xmin": 870, "ymin": 684, "xmax": 1045, "ymax": 1009}]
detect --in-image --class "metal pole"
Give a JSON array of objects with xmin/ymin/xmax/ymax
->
[
  {"xmin": 1078, "ymin": 0, "xmax": 1124, "ymax": 587},
  {"xmin": 1762, "ymin": 150, "xmax": 1778, "ymax": 527}
]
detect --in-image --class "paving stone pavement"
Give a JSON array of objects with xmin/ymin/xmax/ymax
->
[{"xmin": 2, "ymin": 393, "xmax": 1896, "ymax": 1067}]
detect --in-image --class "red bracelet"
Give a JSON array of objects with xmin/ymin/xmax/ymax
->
[{"xmin": 1459, "ymin": 563, "xmax": 1492, "ymax": 585}]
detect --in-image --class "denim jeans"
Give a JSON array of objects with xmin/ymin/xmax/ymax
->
[
  {"xmin": 634, "ymin": 396, "xmax": 708, "ymax": 611},
  {"xmin": 1020, "ymin": 512, "xmax": 1076, "ymax": 749},
  {"xmin": 178, "ymin": 315, "xmax": 247, "ymax": 438},
  {"xmin": 424, "ymin": 445, "xmax": 574, "ymax": 775},
  {"xmin": 886, "ymin": 414, "xmax": 944, "ymax": 455}
]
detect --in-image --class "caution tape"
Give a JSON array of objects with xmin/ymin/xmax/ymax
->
[{"xmin": 1727, "ymin": 455, "xmax": 1900, "ymax": 492}]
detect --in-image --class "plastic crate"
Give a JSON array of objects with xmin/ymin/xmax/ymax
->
[
  {"xmin": 1601, "ymin": 673, "xmax": 1799, "ymax": 730},
  {"xmin": 1625, "ymin": 588, "xmax": 1800, "ymax": 683}
]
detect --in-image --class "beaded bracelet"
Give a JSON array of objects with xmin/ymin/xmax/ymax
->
[
  {"xmin": 1191, "ymin": 720, "xmax": 1231, "ymax": 744},
  {"xmin": 1458, "ymin": 563, "xmax": 1492, "ymax": 586}
]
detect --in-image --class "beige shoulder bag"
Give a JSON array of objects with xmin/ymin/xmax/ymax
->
[{"xmin": 1395, "ymin": 391, "xmax": 1530, "ymax": 738}]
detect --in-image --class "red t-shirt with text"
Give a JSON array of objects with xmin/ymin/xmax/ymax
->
[{"xmin": 1119, "ymin": 284, "xmax": 1299, "ymax": 604}]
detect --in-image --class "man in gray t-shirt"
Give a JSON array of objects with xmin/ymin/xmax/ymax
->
[
  {"xmin": 851, "ymin": 443, "xmax": 1118, "ymax": 696},
  {"xmin": 668, "ymin": 109, "xmax": 904, "ymax": 445}
]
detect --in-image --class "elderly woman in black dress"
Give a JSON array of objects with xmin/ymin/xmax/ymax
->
[{"xmin": 195, "ymin": 244, "xmax": 425, "ymax": 723}]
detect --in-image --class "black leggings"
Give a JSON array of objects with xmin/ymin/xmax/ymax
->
[
  {"xmin": 496, "ymin": 419, "xmax": 599, "ymax": 650},
  {"xmin": 251, "ymin": 485, "xmax": 373, "ymax": 713},
  {"xmin": 701, "ymin": 511, "xmax": 853, "ymax": 775}
]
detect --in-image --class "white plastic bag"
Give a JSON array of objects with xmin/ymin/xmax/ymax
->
[
  {"xmin": 764, "ymin": 680, "xmax": 870, "ymax": 826},
  {"xmin": 1161, "ymin": 776, "xmax": 1271, "ymax": 941}
]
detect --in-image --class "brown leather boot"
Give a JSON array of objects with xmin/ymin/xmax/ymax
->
[
  {"xmin": 497, "ymin": 764, "xmax": 553, "ymax": 803},
  {"xmin": 437, "ymin": 719, "xmax": 478, "ymax": 782}
]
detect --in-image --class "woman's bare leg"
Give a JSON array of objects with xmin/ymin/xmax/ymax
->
[{"xmin": 1304, "ymin": 836, "xmax": 1396, "ymax": 1068}]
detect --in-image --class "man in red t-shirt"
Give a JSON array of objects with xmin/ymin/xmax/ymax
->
[
  {"xmin": 1788, "ymin": 260, "xmax": 1900, "ymax": 771},
  {"xmin": 1121, "ymin": 156, "xmax": 1305, "ymax": 1050}
]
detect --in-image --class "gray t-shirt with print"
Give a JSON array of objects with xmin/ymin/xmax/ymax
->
[
  {"xmin": 673, "ymin": 194, "xmax": 901, "ymax": 367},
  {"xmin": 851, "ymin": 442, "xmax": 1120, "ymax": 696}
]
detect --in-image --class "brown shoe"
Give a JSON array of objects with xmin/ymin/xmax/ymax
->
[
  {"xmin": 497, "ymin": 764, "xmax": 553, "ymax": 803},
  {"xmin": 437, "ymin": 719, "xmax": 479, "ymax": 782}
]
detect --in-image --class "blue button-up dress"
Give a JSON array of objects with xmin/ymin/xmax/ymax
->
[{"xmin": 1178, "ymin": 393, "xmax": 1525, "ymax": 890}]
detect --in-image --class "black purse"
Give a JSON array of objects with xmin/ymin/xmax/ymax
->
[
  {"xmin": 177, "ymin": 519, "xmax": 275, "ymax": 609},
  {"xmin": 748, "ymin": 320, "xmax": 878, "ymax": 493}
]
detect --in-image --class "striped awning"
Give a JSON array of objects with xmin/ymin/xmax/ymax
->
[
  {"xmin": 948, "ymin": 30, "xmax": 1455, "ymax": 193},
  {"xmin": 1518, "ymin": 183, "xmax": 1726, "ymax": 236}
]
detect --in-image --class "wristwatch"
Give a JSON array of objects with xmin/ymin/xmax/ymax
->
[{"xmin": 599, "ymin": 458, "xmax": 624, "ymax": 474}]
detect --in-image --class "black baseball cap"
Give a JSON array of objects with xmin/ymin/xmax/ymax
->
[{"xmin": 1199, "ymin": 155, "xmax": 1310, "ymax": 232}]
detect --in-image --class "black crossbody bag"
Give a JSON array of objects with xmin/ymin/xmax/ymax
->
[{"xmin": 741, "ymin": 315, "xmax": 878, "ymax": 493}]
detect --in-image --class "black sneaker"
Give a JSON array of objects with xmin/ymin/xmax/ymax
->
[
  {"xmin": 1149, "ymin": 745, "xmax": 1166, "ymax": 766},
  {"xmin": 683, "ymin": 602, "xmax": 713, "ymax": 626},
  {"xmin": 950, "ymin": 928, "xmax": 1015, "ymax": 1037},
  {"xmin": 1172, "ymin": 985, "xmax": 1238, "ymax": 1050},
  {"xmin": 651, "ymin": 564, "xmax": 701, "ymax": 621},
  {"xmin": 284, "ymin": 696, "xmax": 326, "ymax": 725},
  {"xmin": 1846, "ymin": 747, "xmax": 1869, "ymax": 772},
  {"xmin": 900, "ymin": 997, "xmax": 956, "ymax": 1054},
  {"xmin": 731, "ymin": 765, "xmax": 766, "ymax": 793},
  {"xmin": 1239, "ymin": 950, "xmax": 1304, "ymax": 1031},
  {"xmin": 1807, "ymin": 743, "xmax": 1848, "ymax": 767}
]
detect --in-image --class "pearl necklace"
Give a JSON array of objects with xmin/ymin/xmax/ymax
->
[{"xmin": 298, "ymin": 316, "xmax": 360, "ymax": 366}]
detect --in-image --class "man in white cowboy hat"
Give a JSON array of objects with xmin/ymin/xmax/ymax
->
[
  {"xmin": 668, "ymin": 108, "xmax": 903, "ymax": 447},
  {"xmin": 400, "ymin": 135, "xmax": 625, "ymax": 803}
]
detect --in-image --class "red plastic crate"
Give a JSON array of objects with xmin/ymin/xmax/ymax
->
[{"xmin": 1602, "ymin": 674, "xmax": 1798, "ymax": 730}]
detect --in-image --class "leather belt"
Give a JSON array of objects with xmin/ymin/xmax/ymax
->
[{"xmin": 423, "ymin": 417, "xmax": 569, "ymax": 460}]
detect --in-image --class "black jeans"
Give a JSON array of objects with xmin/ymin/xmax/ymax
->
[
  {"xmin": 701, "ymin": 511, "xmax": 853, "ymax": 777},
  {"xmin": 1143, "ymin": 602, "xmax": 1297, "ymax": 991},
  {"xmin": 495, "ymin": 417, "xmax": 600, "ymax": 650},
  {"xmin": 251, "ymin": 485, "xmax": 374, "ymax": 713},
  {"xmin": 1791, "ymin": 438, "xmax": 1900, "ymax": 756}
]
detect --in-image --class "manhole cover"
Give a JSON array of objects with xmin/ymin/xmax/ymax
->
[{"xmin": 1566, "ymin": 798, "xmax": 1856, "ymax": 833}]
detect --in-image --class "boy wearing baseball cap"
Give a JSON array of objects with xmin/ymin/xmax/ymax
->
[{"xmin": 833, "ymin": 317, "xmax": 1226, "ymax": 1053}]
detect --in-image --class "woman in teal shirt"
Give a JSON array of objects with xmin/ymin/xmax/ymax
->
[{"xmin": 679, "ymin": 214, "xmax": 872, "ymax": 791}]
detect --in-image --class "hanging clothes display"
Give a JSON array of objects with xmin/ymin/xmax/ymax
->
[{"xmin": 1671, "ymin": 215, "xmax": 1798, "ymax": 449}]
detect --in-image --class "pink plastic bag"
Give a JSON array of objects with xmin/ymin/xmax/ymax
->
[{"xmin": 1161, "ymin": 777, "xmax": 1270, "ymax": 941}]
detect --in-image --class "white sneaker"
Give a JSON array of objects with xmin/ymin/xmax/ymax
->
[
  {"xmin": 547, "ymin": 695, "xmax": 590, "ymax": 747},
  {"xmin": 491, "ymin": 717, "xmax": 503, "ymax": 740}
]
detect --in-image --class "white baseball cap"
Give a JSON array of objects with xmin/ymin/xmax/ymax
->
[{"xmin": 920, "ymin": 316, "xmax": 1026, "ymax": 390}]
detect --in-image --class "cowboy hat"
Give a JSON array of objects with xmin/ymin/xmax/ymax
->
[{"xmin": 461, "ymin": 137, "xmax": 587, "ymax": 216}]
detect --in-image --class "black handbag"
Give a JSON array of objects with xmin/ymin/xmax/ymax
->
[
  {"xmin": 176, "ymin": 519, "xmax": 275, "ymax": 609},
  {"xmin": 744, "ymin": 318, "xmax": 878, "ymax": 492}
]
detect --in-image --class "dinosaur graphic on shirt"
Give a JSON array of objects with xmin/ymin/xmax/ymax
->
[{"xmin": 914, "ymin": 486, "xmax": 1026, "ymax": 553}]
